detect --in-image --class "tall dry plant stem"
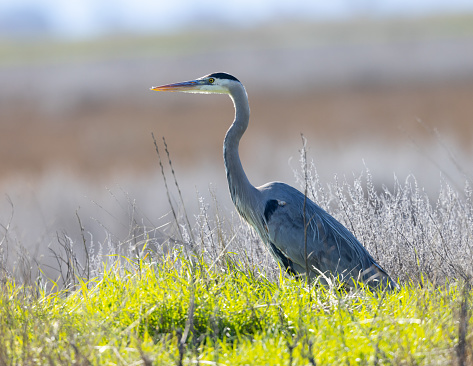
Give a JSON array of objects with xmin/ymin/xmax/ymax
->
[
  {"xmin": 162, "ymin": 137, "xmax": 195, "ymax": 247},
  {"xmin": 152, "ymin": 133, "xmax": 184, "ymax": 243}
]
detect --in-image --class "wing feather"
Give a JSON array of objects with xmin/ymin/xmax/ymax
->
[{"xmin": 256, "ymin": 182, "xmax": 396, "ymax": 289}]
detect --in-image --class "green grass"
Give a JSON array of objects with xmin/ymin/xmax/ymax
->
[{"xmin": 1, "ymin": 251, "xmax": 470, "ymax": 365}]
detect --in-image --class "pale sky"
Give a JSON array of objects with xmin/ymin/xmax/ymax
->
[{"xmin": 1, "ymin": 0, "xmax": 473, "ymax": 39}]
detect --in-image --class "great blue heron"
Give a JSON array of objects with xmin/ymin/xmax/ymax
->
[{"xmin": 151, "ymin": 72, "xmax": 397, "ymax": 290}]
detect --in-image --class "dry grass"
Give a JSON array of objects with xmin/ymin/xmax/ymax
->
[
  {"xmin": 1, "ymin": 82, "xmax": 473, "ymax": 181},
  {"xmin": 0, "ymin": 138, "xmax": 472, "ymax": 364}
]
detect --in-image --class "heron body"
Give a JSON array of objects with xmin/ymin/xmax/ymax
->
[{"xmin": 151, "ymin": 72, "xmax": 397, "ymax": 290}]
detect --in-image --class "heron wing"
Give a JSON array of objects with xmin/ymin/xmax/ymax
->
[{"xmin": 259, "ymin": 183, "xmax": 391, "ymax": 286}]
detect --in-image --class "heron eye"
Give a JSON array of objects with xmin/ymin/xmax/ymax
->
[{"xmin": 208, "ymin": 78, "xmax": 215, "ymax": 84}]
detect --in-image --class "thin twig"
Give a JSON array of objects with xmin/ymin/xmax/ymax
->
[
  {"xmin": 75, "ymin": 209, "xmax": 90, "ymax": 282},
  {"xmin": 163, "ymin": 137, "xmax": 196, "ymax": 247},
  {"xmin": 456, "ymin": 280, "xmax": 471, "ymax": 366},
  {"xmin": 152, "ymin": 133, "xmax": 184, "ymax": 243},
  {"xmin": 301, "ymin": 134, "xmax": 311, "ymax": 296}
]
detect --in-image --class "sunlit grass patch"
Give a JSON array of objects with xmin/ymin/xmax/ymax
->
[
  {"xmin": 1, "ymin": 253, "xmax": 471, "ymax": 365},
  {"xmin": 1, "ymin": 137, "xmax": 472, "ymax": 364}
]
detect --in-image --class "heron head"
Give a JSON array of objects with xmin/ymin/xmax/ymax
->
[{"xmin": 150, "ymin": 72, "xmax": 240, "ymax": 95}]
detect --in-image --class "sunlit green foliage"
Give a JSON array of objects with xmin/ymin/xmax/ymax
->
[{"xmin": 1, "ymin": 252, "xmax": 470, "ymax": 365}]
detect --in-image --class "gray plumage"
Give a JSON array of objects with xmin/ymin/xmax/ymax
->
[{"xmin": 151, "ymin": 72, "xmax": 397, "ymax": 290}]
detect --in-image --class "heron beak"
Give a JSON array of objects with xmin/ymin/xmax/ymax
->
[{"xmin": 150, "ymin": 80, "xmax": 201, "ymax": 92}]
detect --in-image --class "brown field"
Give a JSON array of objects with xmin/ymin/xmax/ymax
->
[{"xmin": 1, "ymin": 81, "xmax": 473, "ymax": 181}]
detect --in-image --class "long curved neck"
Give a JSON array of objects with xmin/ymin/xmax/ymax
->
[{"xmin": 223, "ymin": 83, "xmax": 258, "ymax": 220}]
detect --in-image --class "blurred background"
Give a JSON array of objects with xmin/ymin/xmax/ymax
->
[{"xmin": 1, "ymin": 0, "xmax": 473, "ymax": 265}]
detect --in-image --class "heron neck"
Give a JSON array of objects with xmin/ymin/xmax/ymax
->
[{"xmin": 223, "ymin": 84, "xmax": 257, "ymax": 213}]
